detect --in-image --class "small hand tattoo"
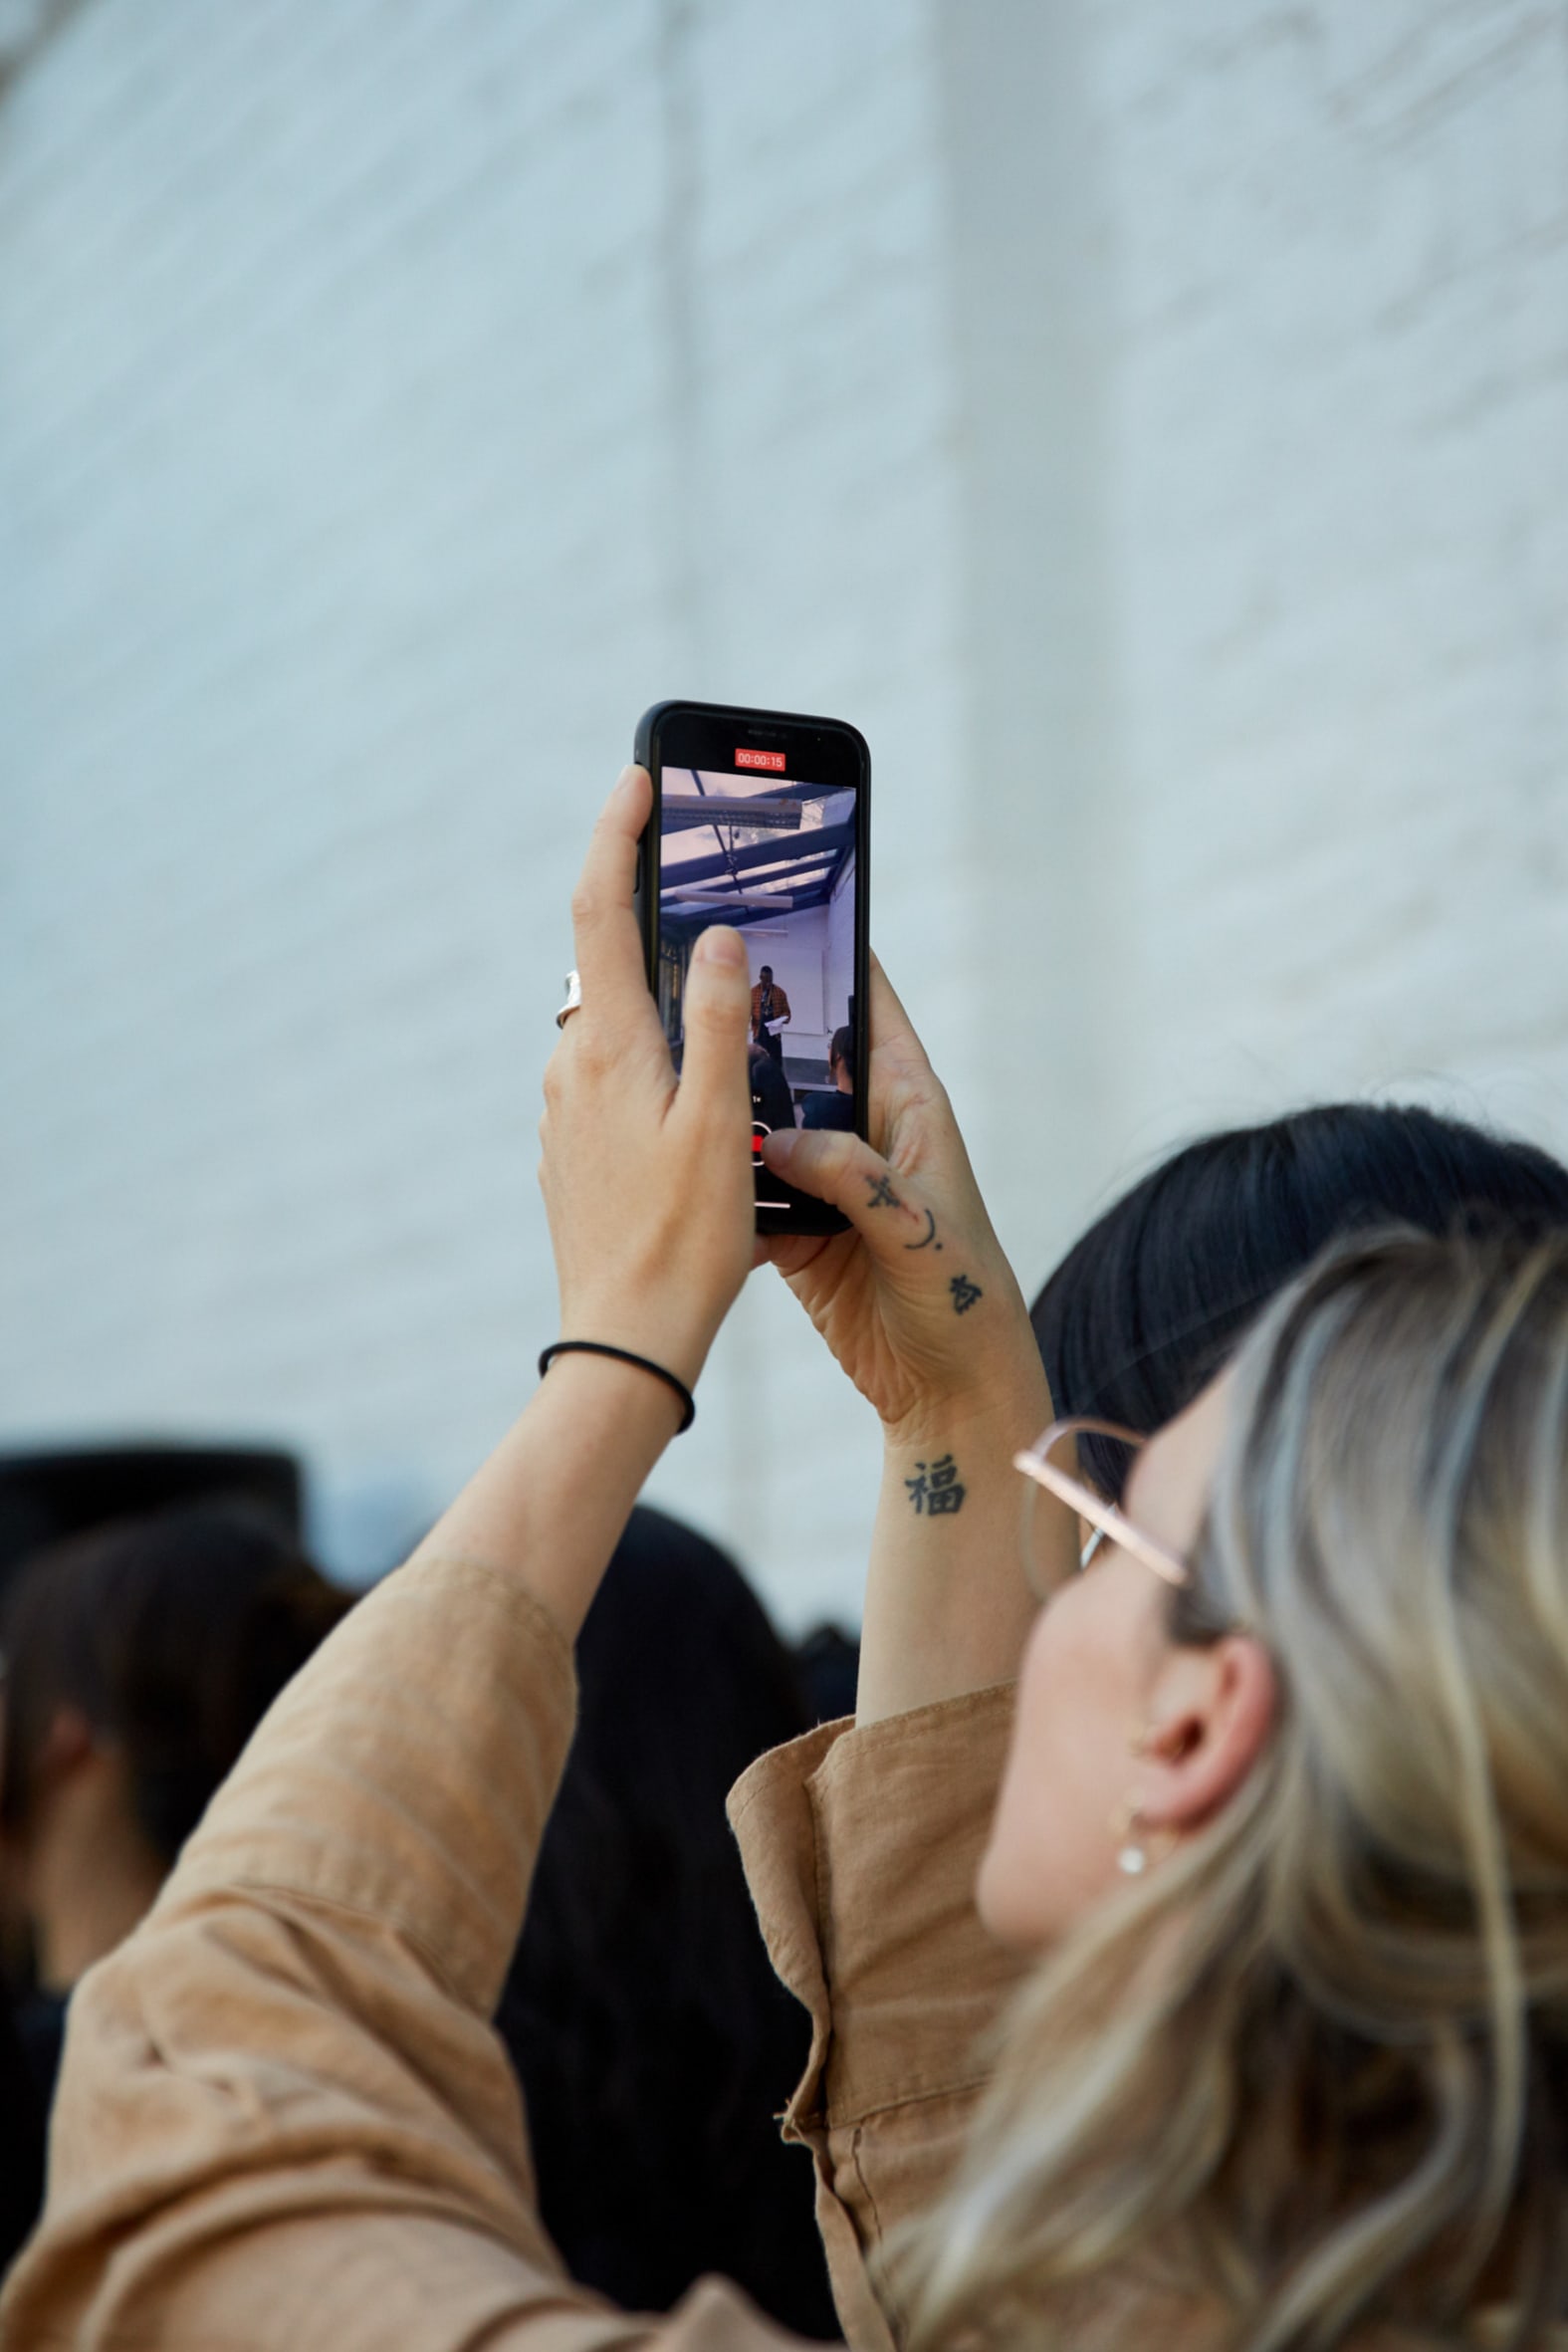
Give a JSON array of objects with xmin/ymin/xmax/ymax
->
[
  {"xmin": 906, "ymin": 1454, "xmax": 966, "ymax": 1517},
  {"xmin": 949, "ymin": 1272, "xmax": 983, "ymax": 1314},
  {"xmin": 865, "ymin": 1171, "xmax": 902, "ymax": 1210},
  {"xmin": 903, "ymin": 1208, "xmax": 941, "ymax": 1252}
]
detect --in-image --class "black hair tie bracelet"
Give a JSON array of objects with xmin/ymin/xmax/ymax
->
[{"xmin": 538, "ymin": 1341, "xmax": 696, "ymax": 1434}]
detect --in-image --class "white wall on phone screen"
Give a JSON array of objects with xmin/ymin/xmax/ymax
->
[{"xmin": 3, "ymin": 0, "xmax": 1568, "ymax": 1639}]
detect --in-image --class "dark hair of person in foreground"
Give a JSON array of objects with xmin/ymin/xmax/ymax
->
[
  {"xmin": 1032, "ymin": 1099, "xmax": 1568, "ymax": 1497},
  {"xmin": 495, "ymin": 1503, "xmax": 838, "ymax": 2338},
  {"xmin": 0, "ymin": 1506, "xmax": 350, "ymax": 2262}
]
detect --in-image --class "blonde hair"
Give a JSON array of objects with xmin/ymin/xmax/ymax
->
[{"xmin": 900, "ymin": 1231, "xmax": 1568, "ymax": 2352}]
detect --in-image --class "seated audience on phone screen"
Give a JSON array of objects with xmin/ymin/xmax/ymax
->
[
  {"xmin": 0, "ymin": 1507, "xmax": 349, "ymax": 2236},
  {"xmin": 495, "ymin": 1504, "xmax": 837, "ymax": 2337},
  {"xmin": 801, "ymin": 1027, "xmax": 856, "ymax": 1133},
  {"xmin": 1030, "ymin": 1099, "xmax": 1568, "ymax": 1498},
  {"xmin": 748, "ymin": 1039, "xmax": 797, "ymax": 1138}
]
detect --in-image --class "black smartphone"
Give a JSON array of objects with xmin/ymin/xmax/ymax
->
[{"xmin": 634, "ymin": 699, "xmax": 871, "ymax": 1236}]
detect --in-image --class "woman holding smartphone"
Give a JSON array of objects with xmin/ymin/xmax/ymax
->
[{"xmin": 10, "ymin": 769, "xmax": 1568, "ymax": 2352}]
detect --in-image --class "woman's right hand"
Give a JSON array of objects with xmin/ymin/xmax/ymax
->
[
  {"xmin": 539, "ymin": 767, "xmax": 756, "ymax": 1394},
  {"xmin": 414, "ymin": 766, "xmax": 757, "ymax": 1641},
  {"xmin": 760, "ymin": 957, "xmax": 1049, "ymax": 1450}
]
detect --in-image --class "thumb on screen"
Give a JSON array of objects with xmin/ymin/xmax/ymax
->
[
  {"xmin": 761, "ymin": 1125, "xmax": 901, "ymax": 1236},
  {"xmin": 677, "ymin": 925, "xmax": 752, "ymax": 1123}
]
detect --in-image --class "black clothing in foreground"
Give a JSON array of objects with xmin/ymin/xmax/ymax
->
[{"xmin": 0, "ymin": 1997, "xmax": 47, "ymax": 2273}]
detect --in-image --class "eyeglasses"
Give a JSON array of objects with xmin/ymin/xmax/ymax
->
[{"xmin": 1012, "ymin": 1416, "xmax": 1191, "ymax": 1601}]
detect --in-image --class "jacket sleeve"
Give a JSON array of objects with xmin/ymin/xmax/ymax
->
[
  {"xmin": 1, "ymin": 1553, "xmax": 813, "ymax": 2352},
  {"xmin": 728, "ymin": 1685, "xmax": 1025, "ymax": 2352}
]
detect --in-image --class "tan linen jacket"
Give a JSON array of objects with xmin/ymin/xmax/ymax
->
[{"xmin": 0, "ymin": 1551, "xmax": 1023, "ymax": 2352}]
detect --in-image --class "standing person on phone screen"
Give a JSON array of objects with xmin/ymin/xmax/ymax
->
[
  {"xmin": 800, "ymin": 1028, "xmax": 855, "ymax": 1134},
  {"xmin": 750, "ymin": 965, "xmax": 789, "ymax": 1064}
]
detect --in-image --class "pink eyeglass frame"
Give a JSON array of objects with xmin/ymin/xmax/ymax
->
[{"xmin": 1012, "ymin": 1415, "xmax": 1191, "ymax": 1590}]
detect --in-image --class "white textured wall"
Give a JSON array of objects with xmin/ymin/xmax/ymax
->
[
  {"xmin": 938, "ymin": 0, "xmax": 1568, "ymax": 1277},
  {"xmin": 1092, "ymin": 0, "xmax": 1568, "ymax": 1183},
  {"xmin": 4, "ymin": 0, "xmax": 1567, "ymax": 1627}
]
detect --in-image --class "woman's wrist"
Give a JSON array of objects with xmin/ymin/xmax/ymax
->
[
  {"xmin": 876, "ymin": 1392, "xmax": 1043, "ymax": 1540},
  {"xmin": 551, "ymin": 1302, "xmax": 716, "ymax": 1399},
  {"xmin": 540, "ymin": 1341, "xmax": 696, "ymax": 1431},
  {"xmin": 537, "ymin": 1342, "xmax": 690, "ymax": 1448},
  {"xmin": 878, "ymin": 1349, "xmax": 1051, "ymax": 1461},
  {"xmin": 858, "ymin": 1405, "xmax": 1043, "ymax": 1722}
]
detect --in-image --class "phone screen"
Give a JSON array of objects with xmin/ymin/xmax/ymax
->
[{"xmin": 645, "ymin": 716, "xmax": 866, "ymax": 1233}]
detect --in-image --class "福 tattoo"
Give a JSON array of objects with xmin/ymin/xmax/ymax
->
[
  {"xmin": 865, "ymin": 1171, "xmax": 902, "ymax": 1210},
  {"xmin": 949, "ymin": 1272, "xmax": 983, "ymax": 1314},
  {"xmin": 906, "ymin": 1454, "xmax": 966, "ymax": 1517}
]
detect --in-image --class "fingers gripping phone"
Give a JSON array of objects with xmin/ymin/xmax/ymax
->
[{"xmin": 634, "ymin": 700, "xmax": 871, "ymax": 1236}]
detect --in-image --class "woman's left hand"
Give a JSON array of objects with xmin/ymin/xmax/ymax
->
[
  {"xmin": 760, "ymin": 957, "xmax": 1056, "ymax": 1719},
  {"xmin": 759, "ymin": 956, "xmax": 1047, "ymax": 1449},
  {"xmin": 539, "ymin": 766, "xmax": 756, "ymax": 1391}
]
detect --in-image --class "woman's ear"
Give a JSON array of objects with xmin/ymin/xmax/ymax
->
[{"xmin": 1135, "ymin": 1633, "xmax": 1275, "ymax": 1834}]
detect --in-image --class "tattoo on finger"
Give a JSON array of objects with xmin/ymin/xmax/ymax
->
[{"xmin": 865, "ymin": 1172, "xmax": 902, "ymax": 1210}]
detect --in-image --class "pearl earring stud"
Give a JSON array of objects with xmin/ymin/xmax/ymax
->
[{"xmin": 1111, "ymin": 1794, "xmax": 1148, "ymax": 1876}]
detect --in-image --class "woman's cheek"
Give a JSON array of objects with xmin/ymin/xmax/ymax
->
[
  {"xmin": 976, "ymin": 1609, "xmax": 1079, "ymax": 1947},
  {"xmin": 976, "ymin": 1571, "xmax": 1154, "ymax": 1949},
  {"xmin": 976, "ymin": 1774, "xmax": 1047, "ymax": 1948}
]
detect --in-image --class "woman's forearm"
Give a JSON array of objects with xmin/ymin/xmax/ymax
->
[
  {"xmin": 855, "ymin": 1369, "xmax": 1054, "ymax": 1726},
  {"xmin": 407, "ymin": 1351, "xmax": 686, "ymax": 1639}
]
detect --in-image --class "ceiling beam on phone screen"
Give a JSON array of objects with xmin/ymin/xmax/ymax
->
[{"xmin": 666, "ymin": 823, "xmax": 852, "ymax": 889}]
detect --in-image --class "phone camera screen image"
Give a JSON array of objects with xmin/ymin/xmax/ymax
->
[{"xmin": 654, "ymin": 754, "xmax": 862, "ymax": 1228}]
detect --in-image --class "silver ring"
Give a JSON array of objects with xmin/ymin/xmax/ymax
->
[{"xmin": 555, "ymin": 969, "xmax": 582, "ymax": 1029}]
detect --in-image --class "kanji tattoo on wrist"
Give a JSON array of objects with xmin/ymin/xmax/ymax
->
[
  {"xmin": 906, "ymin": 1454, "xmax": 966, "ymax": 1516},
  {"xmin": 949, "ymin": 1272, "xmax": 983, "ymax": 1314}
]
